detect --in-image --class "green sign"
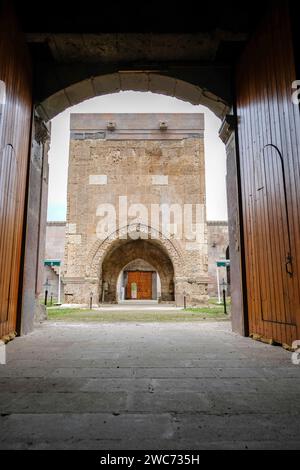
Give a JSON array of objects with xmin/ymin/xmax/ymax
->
[
  {"xmin": 217, "ymin": 260, "xmax": 230, "ymax": 268},
  {"xmin": 44, "ymin": 259, "xmax": 61, "ymax": 267}
]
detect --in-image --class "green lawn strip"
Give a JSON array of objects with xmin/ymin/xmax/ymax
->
[
  {"xmin": 184, "ymin": 307, "xmax": 227, "ymax": 315},
  {"xmin": 208, "ymin": 297, "xmax": 231, "ymax": 306},
  {"xmin": 47, "ymin": 308, "xmax": 229, "ymax": 322}
]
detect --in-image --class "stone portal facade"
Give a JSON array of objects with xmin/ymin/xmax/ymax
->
[
  {"xmin": 42, "ymin": 220, "xmax": 229, "ymax": 304},
  {"xmin": 64, "ymin": 114, "xmax": 209, "ymax": 307}
]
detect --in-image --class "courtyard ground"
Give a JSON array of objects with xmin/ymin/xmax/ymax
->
[{"xmin": 1, "ymin": 320, "xmax": 300, "ymax": 449}]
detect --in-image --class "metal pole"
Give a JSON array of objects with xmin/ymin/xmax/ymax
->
[
  {"xmin": 217, "ymin": 267, "xmax": 221, "ymax": 304},
  {"xmin": 223, "ymin": 288, "xmax": 227, "ymax": 315},
  {"xmin": 44, "ymin": 290, "xmax": 48, "ymax": 306},
  {"xmin": 102, "ymin": 283, "xmax": 105, "ymax": 303},
  {"xmin": 58, "ymin": 265, "xmax": 61, "ymax": 304}
]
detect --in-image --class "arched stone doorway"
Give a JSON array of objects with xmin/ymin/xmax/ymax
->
[
  {"xmin": 118, "ymin": 259, "xmax": 162, "ymax": 302},
  {"xmin": 37, "ymin": 72, "xmax": 229, "ymax": 122},
  {"xmin": 101, "ymin": 239, "xmax": 175, "ymax": 303},
  {"xmin": 38, "ymin": 76, "xmax": 232, "ymax": 313},
  {"xmin": 37, "ymin": 75, "xmax": 226, "ymax": 312},
  {"xmin": 78, "ymin": 224, "xmax": 196, "ymax": 306}
]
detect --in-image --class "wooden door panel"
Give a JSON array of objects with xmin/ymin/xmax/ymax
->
[
  {"xmin": 0, "ymin": 4, "xmax": 32, "ymax": 339},
  {"xmin": 236, "ymin": 1, "xmax": 300, "ymax": 346},
  {"xmin": 254, "ymin": 145, "xmax": 295, "ymax": 326},
  {"xmin": 126, "ymin": 272, "xmax": 138, "ymax": 299},
  {"xmin": 0, "ymin": 145, "xmax": 18, "ymax": 326},
  {"xmin": 126, "ymin": 272, "xmax": 152, "ymax": 300},
  {"xmin": 139, "ymin": 272, "xmax": 152, "ymax": 300}
]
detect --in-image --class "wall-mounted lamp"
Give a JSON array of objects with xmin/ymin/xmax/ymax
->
[
  {"xmin": 107, "ymin": 121, "xmax": 116, "ymax": 131},
  {"xmin": 159, "ymin": 121, "xmax": 168, "ymax": 131}
]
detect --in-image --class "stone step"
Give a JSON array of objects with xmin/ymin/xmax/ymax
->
[{"xmin": 118, "ymin": 300, "xmax": 159, "ymax": 305}]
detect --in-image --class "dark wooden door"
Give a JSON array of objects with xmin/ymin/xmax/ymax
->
[
  {"xmin": 126, "ymin": 272, "xmax": 152, "ymax": 300},
  {"xmin": 0, "ymin": 4, "xmax": 32, "ymax": 339},
  {"xmin": 236, "ymin": 1, "xmax": 300, "ymax": 346},
  {"xmin": 254, "ymin": 145, "xmax": 295, "ymax": 327},
  {"xmin": 0, "ymin": 145, "xmax": 18, "ymax": 335}
]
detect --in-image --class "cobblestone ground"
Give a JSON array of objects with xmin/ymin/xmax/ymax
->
[{"xmin": 0, "ymin": 321, "xmax": 300, "ymax": 449}]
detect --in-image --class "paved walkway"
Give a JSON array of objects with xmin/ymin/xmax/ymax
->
[{"xmin": 0, "ymin": 321, "xmax": 300, "ymax": 449}]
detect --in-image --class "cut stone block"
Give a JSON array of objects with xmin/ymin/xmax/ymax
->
[{"xmin": 89, "ymin": 175, "xmax": 108, "ymax": 185}]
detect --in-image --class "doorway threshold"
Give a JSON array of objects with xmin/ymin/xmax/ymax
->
[{"xmin": 118, "ymin": 300, "xmax": 159, "ymax": 305}]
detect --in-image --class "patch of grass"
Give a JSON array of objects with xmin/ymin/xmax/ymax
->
[
  {"xmin": 184, "ymin": 297, "xmax": 231, "ymax": 317},
  {"xmin": 47, "ymin": 308, "xmax": 230, "ymax": 323},
  {"xmin": 208, "ymin": 297, "xmax": 231, "ymax": 306},
  {"xmin": 184, "ymin": 307, "xmax": 228, "ymax": 315},
  {"xmin": 40, "ymin": 300, "xmax": 59, "ymax": 307}
]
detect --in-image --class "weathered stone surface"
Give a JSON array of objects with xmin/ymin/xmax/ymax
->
[
  {"xmin": 21, "ymin": 117, "xmax": 50, "ymax": 335},
  {"xmin": 119, "ymin": 72, "xmax": 149, "ymax": 92},
  {"xmin": 0, "ymin": 321, "xmax": 300, "ymax": 450},
  {"xmin": 207, "ymin": 221, "xmax": 229, "ymax": 296},
  {"xmin": 34, "ymin": 302, "xmax": 47, "ymax": 323},
  {"xmin": 41, "ymin": 89, "xmax": 71, "ymax": 121},
  {"xmin": 92, "ymin": 73, "xmax": 121, "ymax": 96},
  {"xmin": 174, "ymin": 79, "xmax": 203, "ymax": 105},
  {"xmin": 225, "ymin": 131, "xmax": 246, "ymax": 336},
  {"xmin": 148, "ymin": 74, "xmax": 176, "ymax": 97},
  {"xmin": 64, "ymin": 79, "xmax": 95, "ymax": 106},
  {"xmin": 40, "ymin": 222, "xmax": 66, "ymax": 302}
]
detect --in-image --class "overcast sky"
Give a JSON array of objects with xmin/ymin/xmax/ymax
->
[{"xmin": 48, "ymin": 91, "xmax": 228, "ymax": 222}]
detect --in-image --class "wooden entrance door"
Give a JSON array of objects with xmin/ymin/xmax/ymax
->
[
  {"xmin": 236, "ymin": 2, "xmax": 300, "ymax": 346},
  {"xmin": 126, "ymin": 272, "xmax": 152, "ymax": 300},
  {"xmin": 0, "ymin": 6, "xmax": 33, "ymax": 339}
]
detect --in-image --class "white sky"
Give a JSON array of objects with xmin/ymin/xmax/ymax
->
[{"xmin": 48, "ymin": 91, "xmax": 228, "ymax": 222}]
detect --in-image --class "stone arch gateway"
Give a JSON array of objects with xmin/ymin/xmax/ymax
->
[
  {"xmin": 76, "ymin": 222, "xmax": 205, "ymax": 305},
  {"xmin": 37, "ymin": 72, "xmax": 229, "ymax": 123},
  {"xmin": 83, "ymin": 225, "xmax": 181, "ymax": 304},
  {"xmin": 101, "ymin": 239, "xmax": 175, "ymax": 303},
  {"xmin": 2, "ymin": 1, "xmax": 300, "ymax": 347}
]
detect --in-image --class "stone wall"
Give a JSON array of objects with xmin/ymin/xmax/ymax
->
[
  {"xmin": 41, "ymin": 266, "xmax": 62, "ymax": 303},
  {"xmin": 207, "ymin": 221, "xmax": 229, "ymax": 297},
  {"xmin": 40, "ymin": 222, "xmax": 66, "ymax": 302},
  {"xmin": 20, "ymin": 116, "xmax": 50, "ymax": 334},
  {"xmin": 45, "ymin": 222, "xmax": 66, "ymax": 261},
  {"xmin": 64, "ymin": 113, "xmax": 208, "ymax": 307}
]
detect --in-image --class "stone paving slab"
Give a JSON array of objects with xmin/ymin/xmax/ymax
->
[{"xmin": 0, "ymin": 321, "xmax": 300, "ymax": 449}]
